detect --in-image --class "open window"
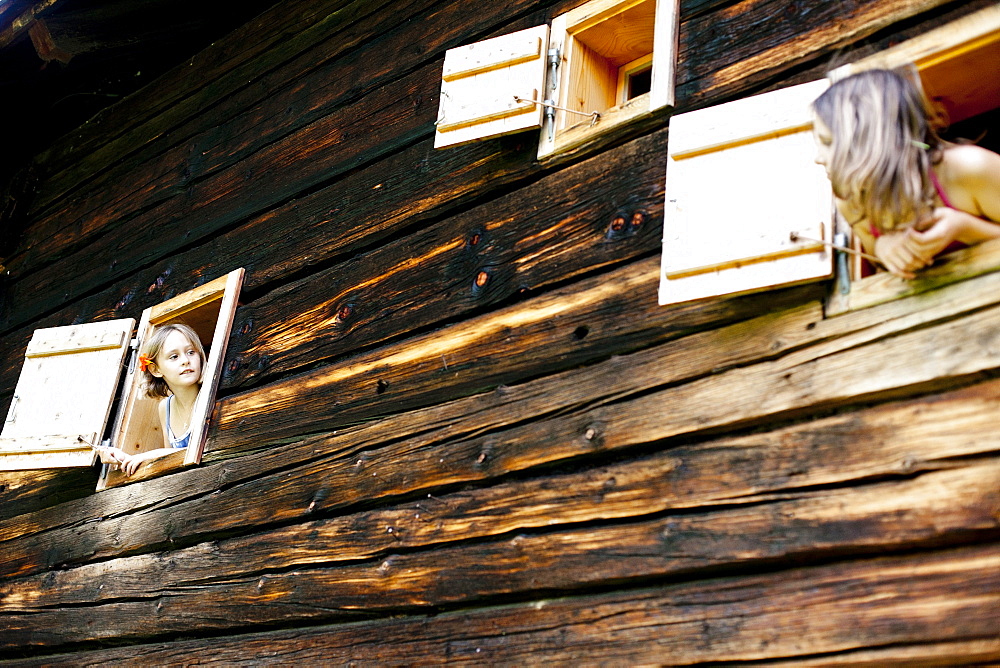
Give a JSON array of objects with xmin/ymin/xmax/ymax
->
[
  {"xmin": 825, "ymin": 4, "xmax": 1000, "ymax": 314},
  {"xmin": 658, "ymin": 79, "xmax": 834, "ymax": 305},
  {"xmin": 434, "ymin": 0, "xmax": 679, "ymax": 159},
  {"xmin": 0, "ymin": 268, "xmax": 243, "ymax": 490}
]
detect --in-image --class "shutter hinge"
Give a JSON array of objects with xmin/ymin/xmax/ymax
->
[{"xmin": 545, "ymin": 48, "xmax": 560, "ymax": 141}]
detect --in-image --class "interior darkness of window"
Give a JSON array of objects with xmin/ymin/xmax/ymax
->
[
  {"xmin": 626, "ymin": 66, "xmax": 652, "ymax": 100},
  {"xmin": 947, "ymin": 106, "xmax": 1000, "ymax": 154}
]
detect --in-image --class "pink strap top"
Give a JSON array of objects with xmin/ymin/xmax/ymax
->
[{"xmin": 928, "ymin": 169, "xmax": 954, "ymax": 208}]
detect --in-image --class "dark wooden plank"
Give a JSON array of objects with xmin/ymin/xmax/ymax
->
[
  {"xmin": 25, "ymin": 0, "xmax": 433, "ymax": 217},
  {"xmin": 2, "ymin": 424, "xmax": 997, "ymax": 617},
  {"xmin": 26, "ymin": 0, "xmax": 343, "ymax": 187},
  {"xmin": 6, "ymin": 0, "xmax": 550, "ymax": 289},
  {"xmin": 7, "ymin": 636, "xmax": 997, "ymax": 668},
  {"xmin": 223, "ymin": 126, "xmax": 666, "ymax": 389},
  {"xmin": 1, "ymin": 482, "xmax": 996, "ymax": 649},
  {"xmin": 0, "ymin": 468, "xmax": 96, "ymax": 523},
  {"xmin": 676, "ymin": 0, "xmax": 957, "ymax": 106},
  {"xmin": 210, "ymin": 252, "xmax": 1000, "ymax": 451}
]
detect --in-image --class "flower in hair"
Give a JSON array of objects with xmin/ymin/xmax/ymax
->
[{"xmin": 139, "ymin": 354, "xmax": 153, "ymax": 373}]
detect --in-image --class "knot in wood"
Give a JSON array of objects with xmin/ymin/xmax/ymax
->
[
  {"xmin": 337, "ymin": 303, "xmax": 354, "ymax": 321},
  {"xmin": 584, "ymin": 427, "xmax": 597, "ymax": 441},
  {"xmin": 475, "ymin": 270, "xmax": 490, "ymax": 288},
  {"xmin": 469, "ymin": 232, "xmax": 481, "ymax": 246},
  {"xmin": 630, "ymin": 211, "xmax": 646, "ymax": 228},
  {"xmin": 240, "ymin": 320, "xmax": 254, "ymax": 335},
  {"xmin": 610, "ymin": 215, "xmax": 627, "ymax": 232}
]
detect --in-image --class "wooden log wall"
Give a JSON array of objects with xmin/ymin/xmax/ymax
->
[{"xmin": 2, "ymin": 0, "xmax": 999, "ymax": 662}]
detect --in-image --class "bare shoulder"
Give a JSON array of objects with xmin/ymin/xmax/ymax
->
[
  {"xmin": 157, "ymin": 397, "xmax": 169, "ymax": 419},
  {"xmin": 941, "ymin": 144, "xmax": 1000, "ymax": 184}
]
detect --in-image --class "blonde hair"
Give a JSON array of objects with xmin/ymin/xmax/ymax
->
[
  {"xmin": 139, "ymin": 323, "xmax": 206, "ymax": 398},
  {"xmin": 813, "ymin": 68, "xmax": 944, "ymax": 233}
]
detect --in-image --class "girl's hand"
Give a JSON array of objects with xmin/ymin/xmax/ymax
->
[
  {"xmin": 121, "ymin": 451, "xmax": 151, "ymax": 476},
  {"xmin": 97, "ymin": 446, "xmax": 129, "ymax": 467},
  {"xmin": 874, "ymin": 231, "xmax": 929, "ymax": 279},
  {"xmin": 900, "ymin": 207, "xmax": 966, "ymax": 262}
]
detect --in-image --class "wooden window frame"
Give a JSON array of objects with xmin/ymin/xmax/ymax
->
[
  {"xmin": 98, "ymin": 268, "xmax": 244, "ymax": 490},
  {"xmin": 539, "ymin": 0, "xmax": 678, "ymax": 159},
  {"xmin": 432, "ymin": 0, "xmax": 679, "ymax": 158},
  {"xmin": 824, "ymin": 5, "xmax": 1000, "ymax": 316}
]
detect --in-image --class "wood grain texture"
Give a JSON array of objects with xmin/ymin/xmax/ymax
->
[
  {"xmin": 1, "ymin": 447, "xmax": 996, "ymax": 645},
  {"xmin": 222, "ymin": 125, "xmax": 666, "ymax": 389},
  {"xmin": 26, "ymin": 0, "xmax": 352, "ymax": 203},
  {"xmin": 211, "ymin": 246, "xmax": 1000, "ymax": 451},
  {"xmin": 677, "ymin": 0, "xmax": 955, "ymax": 103},
  {"xmin": 2, "ymin": 542, "xmax": 997, "ymax": 659},
  {"xmin": 2, "ymin": 273, "xmax": 999, "ymax": 581},
  {"xmin": 23, "ymin": 0, "xmax": 459, "ymax": 222},
  {"xmin": 2, "ymin": 2, "xmax": 553, "ymax": 328}
]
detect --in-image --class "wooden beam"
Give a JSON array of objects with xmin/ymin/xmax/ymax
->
[
  {"xmin": 0, "ymin": 0, "xmax": 62, "ymax": 51},
  {"xmin": 2, "ymin": 535, "xmax": 997, "ymax": 657}
]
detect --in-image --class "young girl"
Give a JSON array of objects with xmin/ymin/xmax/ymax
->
[
  {"xmin": 102, "ymin": 323, "xmax": 205, "ymax": 476},
  {"xmin": 811, "ymin": 68, "xmax": 1000, "ymax": 278}
]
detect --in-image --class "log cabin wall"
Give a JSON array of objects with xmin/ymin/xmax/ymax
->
[{"xmin": 2, "ymin": 0, "xmax": 999, "ymax": 662}]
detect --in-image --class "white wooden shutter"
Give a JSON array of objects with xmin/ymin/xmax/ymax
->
[
  {"xmin": 434, "ymin": 25, "xmax": 549, "ymax": 149},
  {"xmin": 658, "ymin": 79, "xmax": 834, "ymax": 305},
  {"xmin": 0, "ymin": 319, "xmax": 135, "ymax": 470}
]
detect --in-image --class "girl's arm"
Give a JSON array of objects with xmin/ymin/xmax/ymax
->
[
  {"xmin": 117, "ymin": 398, "xmax": 174, "ymax": 475},
  {"xmin": 839, "ymin": 198, "xmax": 927, "ymax": 279},
  {"xmin": 898, "ymin": 147, "xmax": 1000, "ymax": 266},
  {"xmin": 121, "ymin": 447, "xmax": 179, "ymax": 476},
  {"xmin": 953, "ymin": 144, "xmax": 1000, "ymax": 222}
]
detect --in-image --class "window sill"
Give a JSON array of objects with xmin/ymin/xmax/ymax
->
[{"xmin": 825, "ymin": 237, "xmax": 1000, "ymax": 316}]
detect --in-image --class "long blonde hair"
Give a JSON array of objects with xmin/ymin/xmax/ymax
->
[{"xmin": 813, "ymin": 68, "xmax": 944, "ymax": 232}]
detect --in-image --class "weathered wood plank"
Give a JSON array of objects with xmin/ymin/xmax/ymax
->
[
  {"xmin": 26, "ymin": 0, "xmax": 519, "ymax": 225},
  {"xmin": 1, "ymin": 490, "xmax": 996, "ymax": 650},
  {"xmin": 0, "ymin": 468, "xmax": 96, "ymax": 523},
  {"xmin": 7, "ymin": 636, "xmax": 997, "ymax": 668},
  {"xmin": 3, "ymin": 259, "xmax": 1000, "ymax": 578},
  {"xmin": 211, "ymin": 246, "xmax": 1000, "ymax": 450},
  {"xmin": 677, "ymin": 0, "xmax": 957, "ymax": 105},
  {"xmin": 2, "ymin": 435, "xmax": 996, "ymax": 617},
  {"xmin": 5, "ymin": 0, "xmax": 551, "ymax": 299},
  {"xmin": 27, "ymin": 0, "xmax": 374, "ymax": 207},
  {"xmin": 223, "ymin": 126, "xmax": 665, "ymax": 388}
]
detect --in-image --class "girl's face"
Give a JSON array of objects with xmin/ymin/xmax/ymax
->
[
  {"xmin": 812, "ymin": 113, "xmax": 833, "ymax": 174},
  {"xmin": 151, "ymin": 330, "xmax": 203, "ymax": 391}
]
